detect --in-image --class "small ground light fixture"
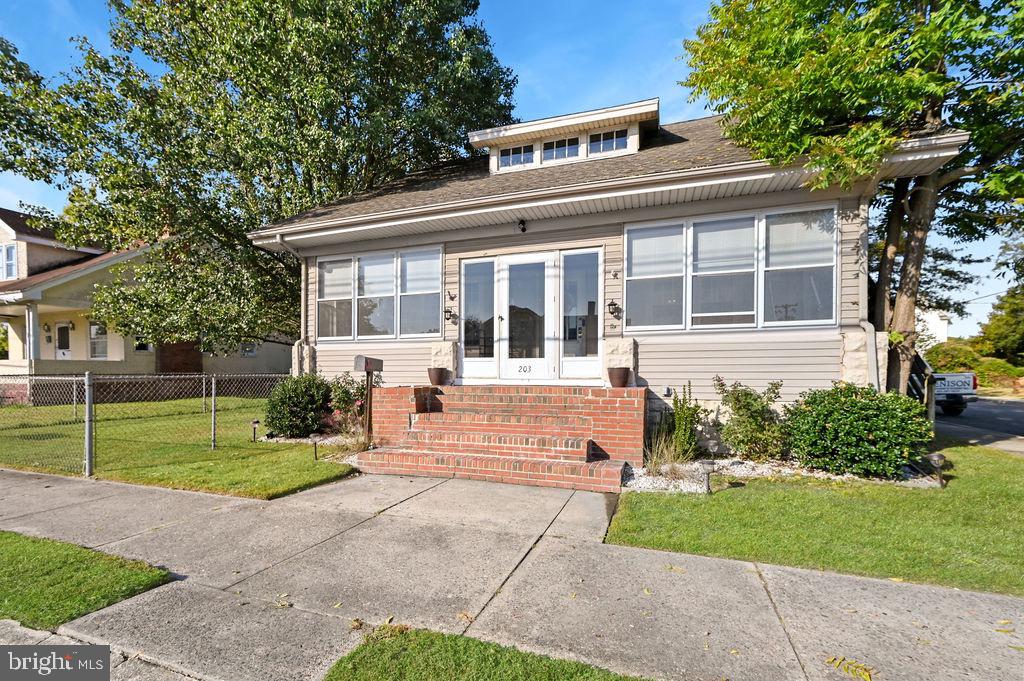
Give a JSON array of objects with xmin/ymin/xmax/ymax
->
[
  {"xmin": 697, "ymin": 459, "xmax": 716, "ymax": 495},
  {"xmin": 250, "ymin": 419, "xmax": 260, "ymax": 443},
  {"xmin": 927, "ymin": 452, "xmax": 946, "ymax": 488}
]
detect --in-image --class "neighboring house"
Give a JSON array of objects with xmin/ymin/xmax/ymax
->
[
  {"xmin": 0, "ymin": 206, "xmax": 291, "ymax": 377},
  {"xmin": 249, "ymin": 98, "xmax": 967, "ymax": 491},
  {"xmin": 917, "ymin": 308, "xmax": 951, "ymax": 350}
]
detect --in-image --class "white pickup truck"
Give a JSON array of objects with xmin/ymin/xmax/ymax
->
[{"xmin": 934, "ymin": 372, "xmax": 978, "ymax": 416}]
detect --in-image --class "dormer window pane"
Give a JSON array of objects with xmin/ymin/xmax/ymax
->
[
  {"xmin": 542, "ymin": 137, "xmax": 580, "ymax": 161},
  {"xmin": 589, "ymin": 129, "xmax": 628, "ymax": 155},
  {"xmin": 499, "ymin": 144, "xmax": 534, "ymax": 168}
]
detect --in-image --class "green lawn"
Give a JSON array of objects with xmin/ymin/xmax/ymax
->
[
  {"xmin": 0, "ymin": 397, "xmax": 353, "ymax": 499},
  {"xmin": 606, "ymin": 441, "xmax": 1024, "ymax": 596},
  {"xmin": 0, "ymin": 530, "xmax": 169, "ymax": 629},
  {"xmin": 324, "ymin": 626, "xmax": 646, "ymax": 681}
]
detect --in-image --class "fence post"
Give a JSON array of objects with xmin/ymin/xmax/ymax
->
[
  {"xmin": 210, "ymin": 374, "xmax": 217, "ymax": 450},
  {"xmin": 83, "ymin": 372, "xmax": 94, "ymax": 477},
  {"xmin": 73, "ymin": 378, "xmax": 78, "ymax": 420},
  {"xmin": 202, "ymin": 374, "xmax": 207, "ymax": 413}
]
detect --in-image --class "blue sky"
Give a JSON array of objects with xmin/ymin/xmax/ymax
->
[{"xmin": 0, "ymin": 0, "xmax": 1006, "ymax": 336}]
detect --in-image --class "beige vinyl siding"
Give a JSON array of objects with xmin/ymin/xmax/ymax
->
[
  {"xmin": 316, "ymin": 341, "xmax": 432, "ymax": 386},
  {"xmin": 838, "ymin": 197, "xmax": 866, "ymax": 325},
  {"xmin": 636, "ymin": 330, "xmax": 842, "ymax": 402},
  {"xmin": 442, "ymin": 223, "xmax": 623, "ymax": 339}
]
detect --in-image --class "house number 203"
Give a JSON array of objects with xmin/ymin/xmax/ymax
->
[{"xmin": 517, "ymin": 365, "xmax": 532, "ymax": 374}]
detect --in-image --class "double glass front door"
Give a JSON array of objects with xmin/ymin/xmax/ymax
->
[{"xmin": 460, "ymin": 249, "xmax": 601, "ymax": 381}]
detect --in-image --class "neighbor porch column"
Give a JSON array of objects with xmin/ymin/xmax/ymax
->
[{"xmin": 24, "ymin": 303, "xmax": 40, "ymax": 362}]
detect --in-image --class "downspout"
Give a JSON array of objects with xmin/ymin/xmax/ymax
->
[{"xmin": 857, "ymin": 176, "xmax": 883, "ymax": 390}]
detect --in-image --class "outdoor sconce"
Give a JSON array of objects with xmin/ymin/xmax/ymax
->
[
  {"xmin": 67, "ymin": 321, "xmax": 75, "ymax": 331},
  {"xmin": 927, "ymin": 452, "xmax": 946, "ymax": 488},
  {"xmin": 517, "ymin": 218, "xmax": 527, "ymax": 233},
  {"xmin": 42, "ymin": 323, "xmax": 51, "ymax": 333},
  {"xmin": 697, "ymin": 459, "xmax": 716, "ymax": 495},
  {"xmin": 444, "ymin": 307, "xmax": 457, "ymax": 323},
  {"xmin": 250, "ymin": 419, "xmax": 260, "ymax": 443},
  {"xmin": 606, "ymin": 299, "xmax": 622, "ymax": 319}
]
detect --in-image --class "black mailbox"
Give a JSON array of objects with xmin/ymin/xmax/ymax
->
[{"xmin": 353, "ymin": 355, "xmax": 383, "ymax": 373}]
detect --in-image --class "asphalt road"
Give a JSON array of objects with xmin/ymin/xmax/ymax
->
[{"xmin": 936, "ymin": 396, "xmax": 1024, "ymax": 436}]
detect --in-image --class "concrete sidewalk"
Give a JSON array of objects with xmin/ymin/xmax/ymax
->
[{"xmin": 1, "ymin": 468, "xmax": 1022, "ymax": 681}]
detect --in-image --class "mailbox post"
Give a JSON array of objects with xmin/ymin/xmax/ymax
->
[{"xmin": 353, "ymin": 355, "xmax": 383, "ymax": 440}]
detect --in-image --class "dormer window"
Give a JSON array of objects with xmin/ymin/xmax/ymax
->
[
  {"xmin": 469, "ymin": 98, "xmax": 659, "ymax": 174},
  {"xmin": 543, "ymin": 137, "xmax": 580, "ymax": 161},
  {"xmin": 499, "ymin": 144, "xmax": 534, "ymax": 168},
  {"xmin": 589, "ymin": 129, "xmax": 628, "ymax": 155}
]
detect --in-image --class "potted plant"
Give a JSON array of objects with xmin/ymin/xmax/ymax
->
[
  {"xmin": 427, "ymin": 367, "xmax": 451, "ymax": 386},
  {"xmin": 607, "ymin": 367, "xmax": 631, "ymax": 388}
]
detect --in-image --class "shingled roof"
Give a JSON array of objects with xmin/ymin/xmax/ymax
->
[
  {"xmin": 0, "ymin": 206, "xmax": 58, "ymax": 241},
  {"xmin": 265, "ymin": 115, "xmax": 750, "ymax": 232}
]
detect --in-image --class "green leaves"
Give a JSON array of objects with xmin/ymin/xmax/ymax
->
[
  {"xmin": 784, "ymin": 382, "xmax": 932, "ymax": 478},
  {"xmin": 1, "ymin": 0, "xmax": 516, "ymax": 351}
]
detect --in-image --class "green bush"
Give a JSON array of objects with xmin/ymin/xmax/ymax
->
[
  {"xmin": 264, "ymin": 374, "xmax": 334, "ymax": 438},
  {"xmin": 975, "ymin": 357, "xmax": 1022, "ymax": 388},
  {"xmin": 924, "ymin": 341, "xmax": 981, "ymax": 373},
  {"xmin": 712, "ymin": 376, "xmax": 786, "ymax": 461},
  {"xmin": 784, "ymin": 382, "xmax": 932, "ymax": 478},
  {"xmin": 672, "ymin": 382, "xmax": 708, "ymax": 461}
]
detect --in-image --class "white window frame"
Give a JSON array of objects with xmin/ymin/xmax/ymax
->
[
  {"xmin": 587, "ymin": 126, "xmax": 630, "ymax": 157},
  {"xmin": 88, "ymin": 321, "xmax": 108, "ymax": 360},
  {"xmin": 458, "ymin": 255, "xmax": 498, "ymax": 379},
  {"xmin": 1, "ymin": 244, "xmax": 16, "ymax": 280},
  {"xmin": 398, "ymin": 248, "xmax": 444, "ymax": 339},
  {"xmin": 316, "ymin": 257, "xmax": 355, "ymax": 341},
  {"xmin": 623, "ymin": 219, "xmax": 687, "ymax": 332},
  {"xmin": 687, "ymin": 213, "xmax": 758, "ymax": 330},
  {"xmin": 497, "ymin": 144, "xmax": 536, "ymax": 170},
  {"xmin": 559, "ymin": 247, "xmax": 604, "ymax": 380},
  {"xmin": 540, "ymin": 135, "xmax": 582, "ymax": 166},
  {"xmin": 623, "ymin": 202, "xmax": 839, "ymax": 334},
  {"xmin": 315, "ymin": 246, "xmax": 443, "ymax": 343},
  {"xmin": 761, "ymin": 205, "xmax": 839, "ymax": 327}
]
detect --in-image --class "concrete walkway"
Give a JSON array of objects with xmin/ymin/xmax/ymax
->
[{"xmin": 1, "ymin": 469, "xmax": 1021, "ymax": 681}]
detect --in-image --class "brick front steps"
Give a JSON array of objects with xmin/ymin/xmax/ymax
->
[
  {"xmin": 358, "ymin": 385, "xmax": 645, "ymax": 493},
  {"xmin": 357, "ymin": 449, "xmax": 626, "ymax": 493}
]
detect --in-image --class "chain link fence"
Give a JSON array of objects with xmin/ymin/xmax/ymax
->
[
  {"xmin": 0, "ymin": 375, "xmax": 86, "ymax": 473},
  {"xmin": 0, "ymin": 373, "xmax": 287, "ymax": 477}
]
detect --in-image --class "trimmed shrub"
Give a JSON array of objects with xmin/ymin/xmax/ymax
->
[
  {"xmin": 924, "ymin": 341, "xmax": 981, "ymax": 373},
  {"xmin": 264, "ymin": 374, "xmax": 333, "ymax": 438},
  {"xmin": 975, "ymin": 357, "xmax": 1023, "ymax": 388},
  {"xmin": 712, "ymin": 376, "xmax": 786, "ymax": 461},
  {"xmin": 784, "ymin": 382, "xmax": 932, "ymax": 478}
]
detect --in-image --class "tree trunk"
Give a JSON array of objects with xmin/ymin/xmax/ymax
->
[
  {"xmin": 887, "ymin": 173, "xmax": 940, "ymax": 393},
  {"xmin": 873, "ymin": 177, "xmax": 909, "ymax": 331}
]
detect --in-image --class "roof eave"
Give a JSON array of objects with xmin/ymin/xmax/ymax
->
[
  {"xmin": 249, "ymin": 130, "xmax": 968, "ymax": 250},
  {"xmin": 467, "ymin": 98, "xmax": 661, "ymax": 149}
]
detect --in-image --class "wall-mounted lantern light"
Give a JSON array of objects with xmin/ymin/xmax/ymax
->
[{"xmin": 606, "ymin": 300, "xmax": 622, "ymax": 318}]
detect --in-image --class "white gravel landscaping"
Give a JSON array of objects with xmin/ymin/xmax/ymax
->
[{"xmin": 623, "ymin": 457, "xmax": 940, "ymax": 493}]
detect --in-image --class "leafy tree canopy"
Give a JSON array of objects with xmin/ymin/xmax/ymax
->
[
  {"xmin": 977, "ymin": 285, "xmax": 1024, "ymax": 363},
  {"xmin": 0, "ymin": 0, "xmax": 516, "ymax": 351},
  {"xmin": 684, "ymin": 0, "xmax": 1024, "ymax": 391}
]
